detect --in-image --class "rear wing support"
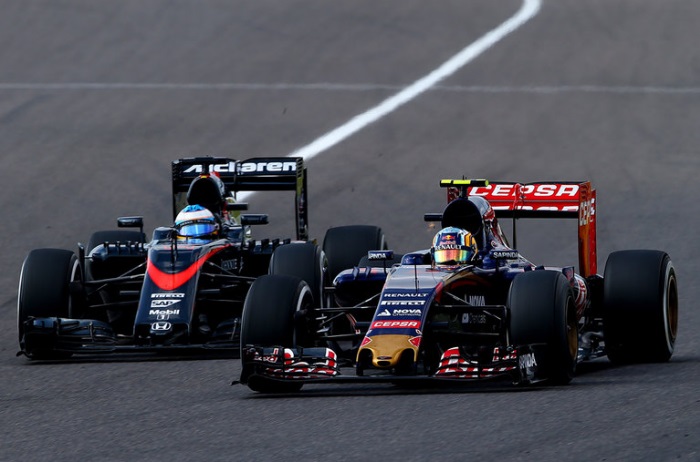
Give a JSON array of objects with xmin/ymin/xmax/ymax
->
[
  {"xmin": 440, "ymin": 180, "xmax": 597, "ymax": 277},
  {"xmin": 171, "ymin": 157, "xmax": 308, "ymax": 241}
]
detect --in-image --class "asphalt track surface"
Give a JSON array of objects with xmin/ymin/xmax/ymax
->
[{"xmin": 1, "ymin": 1, "xmax": 699, "ymax": 461}]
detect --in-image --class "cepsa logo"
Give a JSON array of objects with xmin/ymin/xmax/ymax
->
[
  {"xmin": 371, "ymin": 320, "xmax": 421, "ymax": 329},
  {"xmin": 470, "ymin": 183, "xmax": 580, "ymax": 198}
]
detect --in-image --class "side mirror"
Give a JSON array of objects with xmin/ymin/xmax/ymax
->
[
  {"xmin": 118, "ymin": 216, "xmax": 144, "ymax": 234},
  {"xmin": 241, "ymin": 214, "xmax": 269, "ymax": 226}
]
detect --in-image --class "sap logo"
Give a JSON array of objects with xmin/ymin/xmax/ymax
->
[
  {"xmin": 151, "ymin": 293, "xmax": 185, "ymax": 298},
  {"xmin": 239, "ymin": 161, "xmax": 296, "ymax": 173},
  {"xmin": 183, "ymin": 162, "xmax": 236, "ymax": 174},
  {"xmin": 150, "ymin": 299, "xmax": 181, "ymax": 308},
  {"xmin": 519, "ymin": 353, "xmax": 538, "ymax": 369},
  {"xmin": 466, "ymin": 295, "xmax": 486, "ymax": 306},
  {"xmin": 149, "ymin": 309, "xmax": 180, "ymax": 316}
]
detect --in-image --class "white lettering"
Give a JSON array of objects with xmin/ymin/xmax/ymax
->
[
  {"xmin": 149, "ymin": 309, "xmax": 181, "ymax": 316},
  {"xmin": 519, "ymin": 353, "xmax": 538, "ymax": 369},
  {"xmin": 150, "ymin": 299, "xmax": 182, "ymax": 308},
  {"xmin": 557, "ymin": 185, "xmax": 579, "ymax": 197},
  {"xmin": 183, "ymin": 162, "xmax": 236, "ymax": 174},
  {"xmin": 239, "ymin": 161, "xmax": 297, "ymax": 173}
]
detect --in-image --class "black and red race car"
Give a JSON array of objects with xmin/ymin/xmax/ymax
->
[
  {"xmin": 238, "ymin": 179, "xmax": 678, "ymax": 392},
  {"xmin": 17, "ymin": 156, "xmax": 328, "ymax": 359}
]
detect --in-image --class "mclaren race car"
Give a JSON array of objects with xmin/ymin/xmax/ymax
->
[
  {"xmin": 239, "ymin": 179, "xmax": 678, "ymax": 392},
  {"xmin": 18, "ymin": 156, "xmax": 329, "ymax": 359}
]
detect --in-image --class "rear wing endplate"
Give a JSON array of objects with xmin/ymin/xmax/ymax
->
[
  {"xmin": 172, "ymin": 157, "xmax": 308, "ymax": 241},
  {"xmin": 440, "ymin": 179, "xmax": 597, "ymax": 277}
]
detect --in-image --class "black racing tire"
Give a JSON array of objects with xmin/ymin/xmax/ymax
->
[
  {"xmin": 240, "ymin": 275, "xmax": 314, "ymax": 393},
  {"xmin": 269, "ymin": 243, "xmax": 328, "ymax": 307},
  {"xmin": 85, "ymin": 230, "xmax": 146, "ymax": 281},
  {"xmin": 323, "ymin": 225, "xmax": 386, "ymax": 282},
  {"xmin": 603, "ymin": 250, "xmax": 678, "ymax": 364},
  {"xmin": 508, "ymin": 270, "xmax": 578, "ymax": 385},
  {"xmin": 17, "ymin": 249, "xmax": 80, "ymax": 359}
]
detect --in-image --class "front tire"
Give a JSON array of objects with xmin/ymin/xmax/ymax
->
[
  {"xmin": 509, "ymin": 270, "xmax": 578, "ymax": 384},
  {"xmin": 603, "ymin": 250, "xmax": 678, "ymax": 363},
  {"xmin": 240, "ymin": 275, "xmax": 314, "ymax": 392},
  {"xmin": 17, "ymin": 249, "xmax": 80, "ymax": 359}
]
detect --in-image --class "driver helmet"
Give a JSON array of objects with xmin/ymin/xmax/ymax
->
[
  {"xmin": 431, "ymin": 226, "xmax": 478, "ymax": 266},
  {"xmin": 175, "ymin": 204, "xmax": 220, "ymax": 243}
]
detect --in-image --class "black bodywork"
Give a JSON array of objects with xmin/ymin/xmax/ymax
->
[{"xmin": 18, "ymin": 156, "xmax": 309, "ymax": 358}]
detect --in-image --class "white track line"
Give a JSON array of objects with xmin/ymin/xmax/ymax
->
[
  {"xmin": 1, "ymin": 83, "xmax": 698, "ymax": 94},
  {"xmin": 287, "ymin": 0, "xmax": 541, "ymax": 162}
]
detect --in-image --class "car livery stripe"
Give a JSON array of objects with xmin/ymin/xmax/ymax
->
[{"xmin": 147, "ymin": 246, "xmax": 227, "ymax": 291}]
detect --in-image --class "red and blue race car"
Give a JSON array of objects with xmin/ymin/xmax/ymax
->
[{"xmin": 238, "ymin": 179, "xmax": 678, "ymax": 392}]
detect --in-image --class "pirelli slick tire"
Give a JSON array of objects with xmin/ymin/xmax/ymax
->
[
  {"xmin": 323, "ymin": 225, "xmax": 386, "ymax": 282},
  {"xmin": 240, "ymin": 275, "xmax": 314, "ymax": 393},
  {"xmin": 17, "ymin": 249, "xmax": 80, "ymax": 359},
  {"xmin": 269, "ymin": 242, "xmax": 328, "ymax": 307},
  {"xmin": 85, "ymin": 230, "xmax": 146, "ymax": 281},
  {"xmin": 508, "ymin": 270, "xmax": 578, "ymax": 385},
  {"xmin": 603, "ymin": 250, "xmax": 678, "ymax": 364}
]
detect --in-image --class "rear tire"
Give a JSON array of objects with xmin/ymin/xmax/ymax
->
[
  {"xmin": 509, "ymin": 270, "xmax": 578, "ymax": 384},
  {"xmin": 269, "ymin": 243, "xmax": 328, "ymax": 307},
  {"xmin": 323, "ymin": 225, "xmax": 386, "ymax": 282},
  {"xmin": 240, "ymin": 275, "xmax": 314, "ymax": 392},
  {"xmin": 17, "ymin": 249, "xmax": 80, "ymax": 359},
  {"xmin": 603, "ymin": 250, "xmax": 678, "ymax": 364}
]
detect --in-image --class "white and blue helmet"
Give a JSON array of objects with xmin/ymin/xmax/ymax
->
[{"xmin": 175, "ymin": 205, "xmax": 219, "ymax": 242}]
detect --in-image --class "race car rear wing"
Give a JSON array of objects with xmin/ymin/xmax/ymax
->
[
  {"xmin": 439, "ymin": 179, "xmax": 597, "ymax": 277},
  {"xmin": 171, "ymin": 157, "xmax": 308, "ymax": 241}
]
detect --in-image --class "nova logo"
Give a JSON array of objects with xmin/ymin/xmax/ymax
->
[
  {"xmin": 390, "ymin": 308, "xmax": 422, "ymax": 316},
  {"xmin": 150, "ymin": 299, "xmax": 181, "ymax": 308},
  {"xmin": 377, "ymin": 309, "xmax": 391, "ymax": 317},
  {"xmin": 239, "ymin": 161, "xmax": 296, "ymax": 173}
]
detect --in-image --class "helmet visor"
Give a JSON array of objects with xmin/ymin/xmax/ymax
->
[
  {"xmin": 433, "ymin": 246, "xmax": 475, "ymax": 265},
  {"xmin": 178, "ymin": 222, "xmax": 217, "ymax": 238}
]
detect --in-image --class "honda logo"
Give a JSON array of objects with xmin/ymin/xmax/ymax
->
[{"xmin": 151, "ymin": 322, "xmax": 172, "ymax": 331}]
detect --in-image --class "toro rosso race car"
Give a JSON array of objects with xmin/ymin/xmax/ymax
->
[
  {"xmin": 238, "ymin": 179, "xmax": 678, "ymax": 392},
  {"xmin": 18, "ymin": 156, "xmax": 329, "ymax": 359}
]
